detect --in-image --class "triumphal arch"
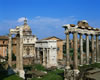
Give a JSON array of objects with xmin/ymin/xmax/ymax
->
[
  {"xmin": 63, "ymin": 20, "xmax": 100, "ymax": 80},
  {"xmin": 8, "ymin": 26, "xmax": 25, "ymax": 79}
]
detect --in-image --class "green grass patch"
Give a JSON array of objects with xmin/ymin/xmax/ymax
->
[
  {"xmin": 32, "ymin": 64, "xmax": 46, "ymax": 71},
  {"xmin": 3, "ymin": 74, "xmax": 23, "ymax": 80}
]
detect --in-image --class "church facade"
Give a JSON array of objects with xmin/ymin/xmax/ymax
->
[{"xmin": 22, "ymin": 19, "xmax": 37, "ymax": 58}]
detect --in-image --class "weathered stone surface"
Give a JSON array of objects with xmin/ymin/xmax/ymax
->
[
  {"xmin": 19, "ymin": 70, "xmax": 25, "ymax": 79},
  {"xmin": 91, "ymin": 35, "xmax": 95, "ymax": 64},
  {"xmin": 80, "ymin": 34, "xmax": 83, "ymax": 66},
  {"xmin": 8, "ymin": 34, "xmax": 12, "ymax": 67},
  {"xmin": 96, "ymin": 35, "xmax": 99, "ymax": 63},
  {"xmin": 86, "ymin": 34, "xmax": 89, "ymax": 65},
  {"xmin": 73, "ymin": 32, "xmax": 78, "ymax": 69},
  {"xmin": 35, "ymin": 40, "xmax": 58, "ymax": 68},
  {"xmin": 66, "ymin": 33, "xmax": 70, "ymax": 69}
]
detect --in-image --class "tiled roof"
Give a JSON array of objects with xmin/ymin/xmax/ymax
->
[
  {"xmin": 0, "ymin": 36, "xmax": 8, "ymax": 40},
  {"xmin": 41, "ymin": 36, "xmax": 63, "ymax": 41}
]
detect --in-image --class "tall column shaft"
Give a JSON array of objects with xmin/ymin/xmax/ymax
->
[
  {"xmin": 8, "ymin": 34, "xmax": 12, "ymax": 67},
  {"xmin": 37, "ymin": 48, "xmax": 40, "ymax": 63},
  {"xmin": 66, "ymin": 32, "xmax": 70, "ymax": 69},
  {"xmin": 16, "ymin": 36, "xmax": 20, "ymax": 70},
  {"xmin": 86, "ymin": 34, "xmax": 89, "ymax": 65},
  {"xmin": 19, "ymin": 35, "xmax": 23, "ymax": 70},
  {"xmin": 43, "ymin": 49, "xmax": 46, "ymax": 66},
  {"xmin": 73, "ymin": 32, "xmax": 78, "ymax": 70},
  {"xmin": 96, "ymin": 34, "xmax": 99, "ymax": 63},
  {"xmin": 80, "ymin": 34, "xmax": 83, "ymax": 66},
  {"xmin": 47, "ymin": 48, "xmax": 50, "ymax": 67},
  {"xmin": 91, "ymin": 35, "xmax": 95, "ymax": 64}
]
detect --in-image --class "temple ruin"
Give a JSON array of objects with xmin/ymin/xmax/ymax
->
[
  {"xmin": 8, "ymin": 26, "xmax": 25, "ymax": 79},
  {"xmin": 63, "ymin": 20, "xmax": 100, "ymax": 80}
]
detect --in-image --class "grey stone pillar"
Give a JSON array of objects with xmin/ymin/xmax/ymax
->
[
  {"xmin": 96, "ymin": 34, "xmax": 99, "ymax": 63},
  {"xmin": 86, "ymin": 34, "xmax": 89, "ymax": 65},
  {"xmin": 37, "ymin": 48, "xmax": 40, "ymax": 64},
  {"xmin": 91, "ymin": 34, "xmax": 95, "ymax": 64},
  {"xmin": 16, "ymin": 35, "xmax": 20, "ymax": 70},
  {"xmin": 43, "ymin": 48, "xmax": 46, "ymax": 66},
  {"xmin": 73, "ymin": 32, "xmax": 78, "ymax": 70},
  {"xmin": 19, "ymin": 35, "xmax": 23, "ymax": 70},
  {"xmin": 47, "ymin": 48, "xmax": 50, "ymax": 67},
  {"xmin": 80, "ymin": 33, "xmax": 83, "ymax": 66},
  {"xmin": 18, "ymin": 29, "xmax": 25, "ymax": 79},
  {"xmin": 8, "ymin": 34, "xmax": 12, "ymax": 67},
  {"xmin": 66, "ymin": 32, "xmax": 70, "ymax": 69}
]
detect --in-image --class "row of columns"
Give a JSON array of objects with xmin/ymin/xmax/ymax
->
[
  {"xmin": 66, "ymin": 32, "xmax": 100, "ymax": 71},
  {"xmin": 35, "ymin": 48, "xmax": 50, "ymax": 67}
]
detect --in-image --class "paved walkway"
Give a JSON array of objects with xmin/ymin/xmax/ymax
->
[{"xmin": 86, "ymin": 68, "xmax": 100, "ymax": 80}]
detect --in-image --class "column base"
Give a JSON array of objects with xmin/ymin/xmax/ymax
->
[
  {"xmin": 19, "ymin": 70, "xmax": 25, "ymax": 79},
  {"xmin": 43, "ymin": 63, "xmax": 46, "ymax": 66},
  {"xmin": 13, "ymin": 68, "xmax": 19, "ymax": 73},
  {"xmin": 65, "ymin": 66, "xmax": 70, "ymax": 69},
  {"xmin": 79, "ymin": 65, "xmax": 83, "ymax": 66},
  {"xmin": 73, "ymin": 69, "xmax": 80, "ymax": 74}
]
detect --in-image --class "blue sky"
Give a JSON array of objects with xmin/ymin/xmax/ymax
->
[{"xmin": 0, "ymin": 0, "xmax": 100, "ymax": 39}]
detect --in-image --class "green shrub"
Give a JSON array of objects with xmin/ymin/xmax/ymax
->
[{"xmin": 32, "ymin": 64, "xmax": 46, "ymax": 71}]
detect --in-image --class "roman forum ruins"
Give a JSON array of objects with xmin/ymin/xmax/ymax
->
[
  {"xmin": 63, "ymin": 20, "xmax": 100, "ymax": 80},
  {"xmin": 7, "ymin": 19, "xmax": 100, "ymax": 79}
]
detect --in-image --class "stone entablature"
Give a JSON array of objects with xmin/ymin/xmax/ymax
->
[
  {"xmin": 36, "ymin": 40, "xmax": 57, "ymax": 49},
  {"xmin": 63, "ymin": 20, "xmax": 100, "ymax": 35},
  {"xmin": 35, "ymin": 40, "xmax": 58, "ymax": 68}
]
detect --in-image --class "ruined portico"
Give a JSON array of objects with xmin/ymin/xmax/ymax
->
[
  {"xmin": 8, "ymin": 26, "xmax": 25, "ymax": 79},
  {"xmin": 63, "ymin": 20, "xmax": 100, "ymax": 80}
]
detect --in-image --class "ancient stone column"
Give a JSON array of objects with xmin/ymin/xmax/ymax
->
[
  {"xmin": 16, "ymin": 35, "xmax": 20, "ymax": 70},
  {"xmin": 43, "ymin": 48, "xmax": 46, "ymax": 66},
  {"xmin": 8, "ymin": 34, "xmax": 12, "ymax": 67},
  {"xmin": 34, "ymin": 48, "xmax": 38, "ymax": 63},
  {"xmin": 18, "ymin": 28, "xmax": 25, "ymax": 79},
  {"xmin": 47, "ymin": 48, "xmax": 50, "ymax": 67},
  {"xmin": 86, "ymin": 34, "xmax": 89, "ymax": 65},
  {"xmin": 37, "ymin": 48, "xmax": 40, "ymax": 64},
  {"xmin": 79, "ymin": 33, "xmax": 83, "ymax": 66},
  {"xmin": 96, "ymin": 34, "xmax": 99, "ymax": 63},
  {"xmin": 19, "ymin": 35, "xmax": 23, "ymax": 70},
  {"xmin": 91, "ymin": 34, "xmax": 95, "ymax": 64},
  {"xmin": 73, "ymin": 32, "xmax": 78, "ymax": 70},
  {"xmin": 66, "ymin": 32, "xmax": 70, "ymax": 69}
]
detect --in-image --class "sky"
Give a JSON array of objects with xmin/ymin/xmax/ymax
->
[{"xmin": 0, "ymin": 0, "xmax": 100, "ymax": 39}]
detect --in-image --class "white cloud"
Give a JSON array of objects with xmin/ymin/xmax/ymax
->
[
  {"xmin": 0, "ymin": 16, "xmax": 77, "ymax": 39},
  {"xmin": 35, "ymin": 16, "xmax": 41, "ymax": 19},
  {"xmin": 17, "ymin": 17, "xmax": 27, "ymax": 22},
  {"xmin": 28, "ymin": 16, "xmax": 77, "ymax": 28}
]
